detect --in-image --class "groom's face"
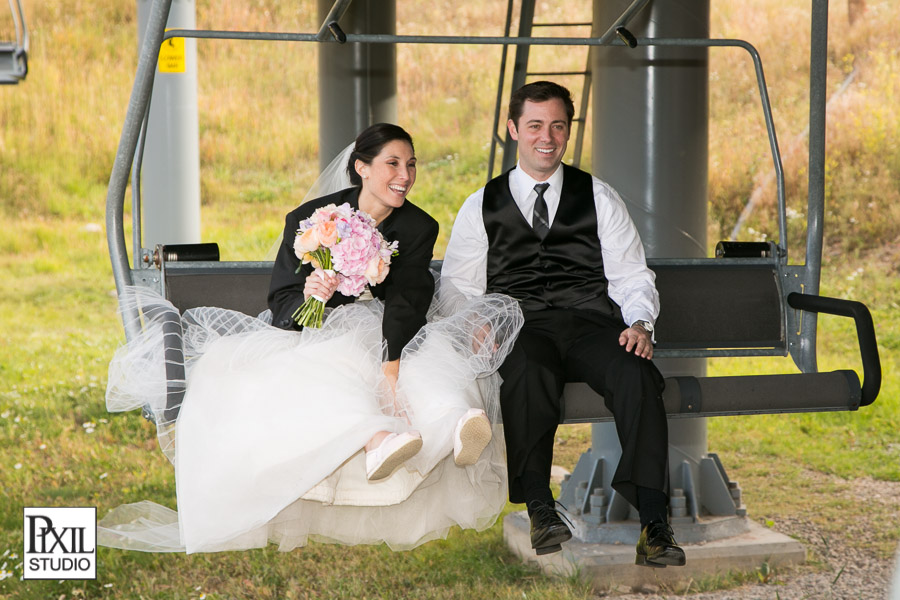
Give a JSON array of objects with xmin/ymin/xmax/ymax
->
[{"xmin": 507, "ymin": 98, "xmax": 571, "ymax": 181}]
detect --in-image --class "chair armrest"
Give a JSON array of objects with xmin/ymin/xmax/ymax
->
[{"xmin": 787, "ymin": 292, "xmax": 881, "ymax": 406}]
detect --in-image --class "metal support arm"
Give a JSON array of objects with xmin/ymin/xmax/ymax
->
[{"xmin": 106, "ymin": 0, "xmax": 173, "ymax": 340}]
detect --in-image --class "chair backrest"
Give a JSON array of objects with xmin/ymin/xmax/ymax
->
[
  {"xmin": 160, "ymin": 257, "xmax": 786, "ymax": 358},
  {"xmin": 163, "ymin": 262, "xmax": 272, "ymax": 316},
  {"xmin": 651, "ymin": 261, "xmax": 784, "ymax": 353}
]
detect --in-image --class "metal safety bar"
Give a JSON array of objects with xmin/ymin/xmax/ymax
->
[
  {"xmin": 107, "ymin": 0, "xmax": 173, "ymax": 342},
  {"xmin": 122, "ymin": 28, "xmax": 788, "ymax": 270},
  {"xmin": 316, "ymin": 0, "xmax": 353, "ymax": 41},
  {"xmin": 131, "ymin": 109, "xmax": 151, "ymax": 269},
  {"xmin": 110, "ymin": 22, "xmax": 789, "ymax": 340},
  {"xmin": 156, "ymin": 27, "xmax": 787, "ymax": 257},
  {"xmin": 596, "ymin": 0, "xmax": 651, "ymax": 44}
]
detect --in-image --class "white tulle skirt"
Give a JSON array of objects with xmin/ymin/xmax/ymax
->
[{"xmin": 99, "ymin": 283, "xmax": 523, "ymax": 553}]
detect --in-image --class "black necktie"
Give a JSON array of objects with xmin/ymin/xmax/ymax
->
[{"xmin": 532, "ymin": 183, "xmax": 551, "ymax": 239}]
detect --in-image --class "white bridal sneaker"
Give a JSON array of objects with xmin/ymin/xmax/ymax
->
[
  {"xmin": 366, "ymin": 431, "xmax": 423, "ymax": 481},
  {"xmin": 453, "ymin": 408, "xmax": 492, "ymax": 466}
]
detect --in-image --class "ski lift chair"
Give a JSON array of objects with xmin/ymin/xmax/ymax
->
[
  {"xmin": 106, "ymin": 1, "xmax": 880, "ymax": 427},
  {"xmin": 0, "ymin": 0, "xmax": 28, "ymax": 84}
]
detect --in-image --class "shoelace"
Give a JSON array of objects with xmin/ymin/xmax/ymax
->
[
  {"xmin": 529, "ymin": 500, "xmax": 574, "ymax": 528},
  {"xmin": 646, "ymin": 521, "xmax": 676, "ymax": 543}
]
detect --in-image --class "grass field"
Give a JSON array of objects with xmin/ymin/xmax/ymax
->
[{"xmin": 1, "ymin": 0, "xmax": 899, "ymax": 598}]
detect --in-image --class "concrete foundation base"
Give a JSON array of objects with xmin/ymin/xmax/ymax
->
[{"xmin": 503, "ymin": 511, "xmax": 806, "ymax": 591}]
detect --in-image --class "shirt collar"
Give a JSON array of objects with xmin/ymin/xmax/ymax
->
[{"xmin": 512, "ymin": 162, "xmax": 565, "ymax": 199}]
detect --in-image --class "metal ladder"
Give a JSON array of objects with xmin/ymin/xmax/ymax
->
[
  {"xmin": 0, "ymin": 0, "xmax": 28, "ymax": 85},
  {"xmin": 486, "ymin": 0, "xmax": 593, "ymax": 181}
]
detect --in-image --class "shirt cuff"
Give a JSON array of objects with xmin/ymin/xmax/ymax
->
[{"xmin": 630, "ymin": 318, "xmax": 657, "ymax": 344}]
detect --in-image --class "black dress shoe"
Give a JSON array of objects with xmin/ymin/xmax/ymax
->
[
  {"xmin": 528, "ymin": 501, "xmax": 572, "ymax": 555},
  {"xmin": 635, "ymin": 521, "xmax": 686, "ymax": 567}
]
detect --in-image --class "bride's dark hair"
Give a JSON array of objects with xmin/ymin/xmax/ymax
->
[{"xmin": 347, "ymin": 123, "xmax": 415, "ymax": 186}]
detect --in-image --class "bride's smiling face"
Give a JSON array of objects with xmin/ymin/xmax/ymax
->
[{"xmin": 356, "ymin": 140, "xmax": 417, "ymax": 220}]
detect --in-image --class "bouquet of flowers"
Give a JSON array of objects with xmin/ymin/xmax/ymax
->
[{"xmin": 292, "ymin": 202, "xmax": 399, "ymax": 328}]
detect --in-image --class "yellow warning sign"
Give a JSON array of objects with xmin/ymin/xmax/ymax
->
[{"xmin": 158, "ymin": 30, "xmax": 186, "ymax": 73}]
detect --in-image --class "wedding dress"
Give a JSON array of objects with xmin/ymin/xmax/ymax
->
[{"xmin": 100, "ymin": 281, "xmax": 522, "ymax": 553}]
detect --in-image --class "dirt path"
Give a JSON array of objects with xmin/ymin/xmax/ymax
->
[{"xmin": 600, "ymin": 476, "xmax": 900, "ymax": 599}]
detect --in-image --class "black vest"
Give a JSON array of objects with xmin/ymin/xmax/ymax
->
[{"xmin": 483, "ymin": 165, "xmax": 620, "ymax": 316}]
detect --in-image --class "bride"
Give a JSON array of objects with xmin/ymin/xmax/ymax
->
[{"xmin": 100, "ymin": 124, "xmax": 523, "ymax": 553}]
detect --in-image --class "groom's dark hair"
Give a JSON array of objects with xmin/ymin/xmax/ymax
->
[
  {"xmin": 347, "ymin": 123, "xmax": 415, "ymax": 187},
  {"xmin": 508, "ymin": 81, "xmax": 575, "ymax": 128}
]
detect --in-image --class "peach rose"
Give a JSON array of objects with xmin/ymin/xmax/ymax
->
[
  {"xmin": 364, "ymin": 256, "xmax": 389, "ymax": 286},
  {"xmin": 294, "ymin": 227, "xmax": 320, "ymax": 255},
  {"xmin": 315, "ymin": 220, "xmax": 339, "ymax": 247}
]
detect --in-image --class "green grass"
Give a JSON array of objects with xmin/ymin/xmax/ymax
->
[
  {"xmin": 3, "ymin": 525, "xmax": 594, "ymax": 599},
  {"xmin": 2, "ymin": 0, "xmax": 900, "ymax": 597}
]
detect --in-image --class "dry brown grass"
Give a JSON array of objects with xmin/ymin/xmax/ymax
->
[
  {"xmin": 3, "ymin": 0, "xmax": 897, "ymax": 265},
  {"xmin": 709, "ymin": 0, "xmax": 900, "ymax": 261}
]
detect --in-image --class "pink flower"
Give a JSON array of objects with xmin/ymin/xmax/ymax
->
[
  {"xmin": 315, "ymin": 206, "xmax": 338, "ymax": 222},
  {"xmin": 332, "ymin": 235, "xmax": 374, "ymax": 275},
  {"xmin": 337, "ymin": 274, "xmax": 368, "ymax": 297}
]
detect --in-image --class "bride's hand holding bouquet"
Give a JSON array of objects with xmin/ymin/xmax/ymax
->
[{"xmin": 292, "ymin": 202, "xmax": 398, "ymax": 328}]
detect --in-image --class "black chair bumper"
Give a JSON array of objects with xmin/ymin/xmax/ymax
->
[
  {"xmin": 140, "ymin": 304, "xmax": 186, "ymax": 425},
  {"xmin": 787, "ymin": 292, "xmax": 881, "ymax": 407},
  {"xmin": 561, "ymin": 370, "xmax": 862, "ymax": 423}
]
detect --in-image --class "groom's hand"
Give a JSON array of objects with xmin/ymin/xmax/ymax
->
[
  {"xmin": 619, "ymin": 326, "xmax": 654, "ymax": 359},
  {"xmin": 473, "ymin": 322, "xmax": 499, "ymax": 353}
]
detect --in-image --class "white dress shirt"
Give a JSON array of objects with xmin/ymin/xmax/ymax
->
[{"xmin": 441, "ymin": 163, "xmax": 660, "ymax": 327}]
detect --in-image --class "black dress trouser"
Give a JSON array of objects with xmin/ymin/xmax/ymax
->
[{"xmin": 498, "ymin": 307, "xmax": 668, "ymax": 509}]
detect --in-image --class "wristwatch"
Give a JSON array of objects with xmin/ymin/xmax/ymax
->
[{"xmin": 632, "ymin": 320, "xmax": 654, "ymax": 336}]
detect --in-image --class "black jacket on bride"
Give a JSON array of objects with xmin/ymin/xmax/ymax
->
[{"xmin": 268, "ymin": 187, "xmax": 440, "ymax": 361}]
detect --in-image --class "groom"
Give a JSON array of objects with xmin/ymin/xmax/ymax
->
[{"xmin": 441, "ymin": 81, "xmax": 685, "ymax": 566}]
